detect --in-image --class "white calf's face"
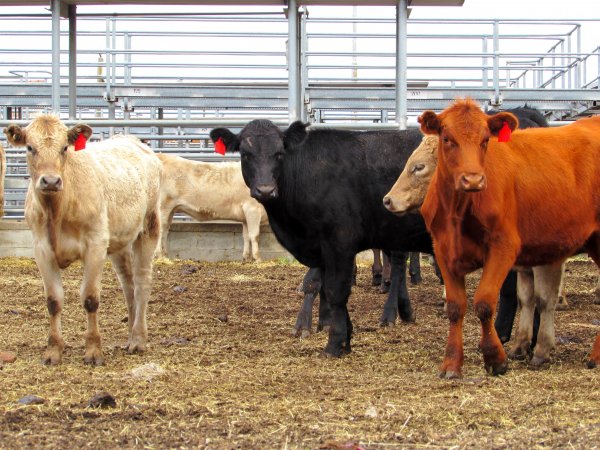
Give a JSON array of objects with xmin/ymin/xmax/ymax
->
[{"xmin": 4, "ymin": 116, "xmax": 92, "ymax": 196}]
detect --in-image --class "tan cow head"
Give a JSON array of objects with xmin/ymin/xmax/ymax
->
[
  {"xmin": 4, "ymin": 115, "xmax": 92, "ymax": 196},
  {"xmin": 418, "ymin": 98, "xmax": 518, "ymax": 192},
  {"xmin": 383, "ymin": 135, "xmax": 439, "ymax": 215}
]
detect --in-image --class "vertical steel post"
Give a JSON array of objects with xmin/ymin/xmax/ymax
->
[
  {"xmin": 492, "ymin": 20, "xmax": 500, "ymax": 105},
  {"xmin": 68, "ymin": 4, "xmax": 76, "ymax": 119},
  {"xmin": 395, "ymin": 0, "xmax": 408, "ymax": 130},
  {"xmin": 51, "ymin": 0, "xmax": 61, "ymax": 114},
  {"xmin": 287, "ymin": 0, "xmax": 300, "ymax": 123},
  {"xmin": 482, "ymin": 37, "xmax": 488, "ymax": 88}
]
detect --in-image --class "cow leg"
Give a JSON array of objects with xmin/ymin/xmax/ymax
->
[
  {"xmin": 34, "ymin": 245, "xmax": 65, "ymax": 365},
  {"xmin": 509, "ymin": 269, "xmax": 535, "ymax": 360},
  {"xmin": 380, "ymin": 252, "xmax": 413, "ymax": 326},
  {"xmin": 473, "ymin": 252, "xmax": 514, "ymax": 376},
  {"xmin": 241, "ymin": 222, "xmax": 251, "ymax": 262},
  {"xmin": 372, "ymin": 249, "xmax": 383, "ymax": 286},
  {"xmin": 293, "ymin": 267, "xmax": 321, "ymax": 338},
  {"xmin": 409, "ymin": 252, "xmax": 422, "ymax": 284},
  {"xmin": 495, "ymin": 270, "xmax": 518, "ymax": 344},
  {"xmin": 81, "ymin": 245, "xmax": 107, "ymax": 366},
  {"xmin": 128, "ymin": 210, "xmax": 160, "ymax": 353},
  {"xmin": 556, "ymin": 263, "xmax": 569, "ymax": 310},
  {"xmin": 109, "ymin": 247, "xmax": 135, "ymax": 336},
  {"xmin": 529, "ymin": 263, "xmax": 563, "ymax": 368},
  {"xmin": 435, "ymin": 256, "xmax": 467, "ymax": 379},
  {"xmin": 156, "ymin": 208, "xmax": 174, "ymax": 259},
  {"xmin": 379, "ymin": 251, "xmax": 392, "ymax": 294},
  {"xmin": 321, "ymin": 247, "xmax": 355, "ymax": 357},
  {"xmin": 583, "ymin": 237, "xmax": 600, "ymax": 368},
  {"xmin": 243, "ymin": 204, "xmax": 263, "ymax": 263}
]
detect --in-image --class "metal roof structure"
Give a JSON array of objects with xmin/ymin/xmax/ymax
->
[{"xmin": 0, "ymin": 1, "xmax": 464, "ymax": 6}]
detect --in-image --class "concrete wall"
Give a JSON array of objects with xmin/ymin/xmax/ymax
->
[
  {"xmin": 0, "ymin": 219, "xmax": 293, "ymax": 262},
  {"xmin": 0, "ymin": 220, "xmax": 375, "ymax": 263}
]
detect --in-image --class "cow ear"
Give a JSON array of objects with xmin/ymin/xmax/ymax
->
[
  {"xmin": 3, "ymin": 124, "xmax": 27, "ymax": 146},
  {"xmin": 487, "ymin": 112, "xmax": 518, "ymax": 136},
  {"xmin": 209, "ymin": 128, "xmax": 240, "ymax": 152},
  {"xmin": 418, "ymin": 111, "xmax": 441, "ymax": 135},
  {"xmin": 283, "ymin": 121, "xmax": 309, "ymax": 149},
  {"xmin": 67, "ymin": 124, "xmax": 93, "ymax": 144}
]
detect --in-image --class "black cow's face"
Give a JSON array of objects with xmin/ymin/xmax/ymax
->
[{"xmin": 210, "ymin": 120, "xmax": 308, "ymax": 203}]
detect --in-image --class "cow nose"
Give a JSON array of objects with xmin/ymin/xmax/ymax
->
[
  {"xmin": 383, "ymin": 196, "xmax": 393, "ymax": 210},
  {"xmin": 40, "ymin": 175, "xmax": 63, "ymax": 191},
  {"xmin": 459, "ymin": 173, "xmax": 486, "ymax": 191},
  {"xmin": 254, "ymin": 184, "xmax": 277, "ymax": 199}
]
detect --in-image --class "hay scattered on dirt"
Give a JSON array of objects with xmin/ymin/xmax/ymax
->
[{"xmin": 1, "ymin": 256, "xmax": 599, "ymax": 448}]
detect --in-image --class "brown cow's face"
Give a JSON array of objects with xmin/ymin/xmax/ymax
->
[
  {"xmin": 4, "ymin": 116, "xmax": 92, "ymax": 197},
  {"xmin": 383, "ymin": 135, "xmax": 438, "ymax": 214},
  {"xmin": 419, "ymin": 99, "xmax": 518, "ymax": 193}
]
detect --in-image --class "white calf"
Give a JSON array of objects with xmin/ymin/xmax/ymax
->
[
  {"xmin": 156, "ymin": 153, "xmax": 267, "ymax": 261},
  {"xmin": 4, "ymin": 117, "xmax": 161, "ymax": 365}
]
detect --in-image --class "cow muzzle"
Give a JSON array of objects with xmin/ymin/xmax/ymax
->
[
  {"xmin": 457, "ymin": 173, "xmax": 486, "ymax": 192},
  {"xmin": 383, "ymin": 195, "xmax": 411, "ymax": 215},
  {"xmin": 38, "ymin": 175, "xmax": 63, "ymax": 193},
  {"xmin": 252, "ymin": 184, "xmax": 278, "ymax": 201}
]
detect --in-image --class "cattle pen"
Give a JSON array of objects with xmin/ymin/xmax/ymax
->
[{"xmin": 1, "ymin": 1, "xmax": 600, "ymax": 449}]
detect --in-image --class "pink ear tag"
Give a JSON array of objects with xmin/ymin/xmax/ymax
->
[
  {"xmin": 214, "ymin": 137, "xmax": 227, "ymax": 155},
  {"xmin": 498, "ymin": 121, "xmax": 511, "ymax": 143},
  {"xmin": 74, "ymin": 133, "xmax": 87, "ymax": 151}
]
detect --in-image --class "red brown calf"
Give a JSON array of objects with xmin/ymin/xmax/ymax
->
[{"xmin": 420, "ymin": 98, "xmax": 600, "ymax": 378}]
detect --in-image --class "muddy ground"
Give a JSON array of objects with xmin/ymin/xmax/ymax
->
[{"xmin": 0, "ymin": 256, "xmax": 599, "ymax": 449}]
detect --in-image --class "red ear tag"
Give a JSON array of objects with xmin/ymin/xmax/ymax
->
[
  {"xmin": 214, "ymin": 137, "xmax": 226, "ymax": 155},
  {"xmin": 498, "ymin": 121, "xmax": 511, "ymax": 143},
  {"xmin": 74, "ymin": 133, "xmax": 87, "ymax": 151}
]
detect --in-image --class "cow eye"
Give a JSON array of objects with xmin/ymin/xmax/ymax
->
[
  {"xmin": 412, "ymin": 163, "xmax": 425, "ymax": 174},
  {"xmin": 481, "ymin": 138, "xmax": 489, "ymax": 148},
  {"xmin": 241, "ymin": 152, "xmax": 251, "ymax": 161},
  {"xmin": 62, "ymin": 145, "xmax": 68, "ymax": 153},
  {"xmin": 26, "ymin": 145, "xmax": 37, "ymax": 155},
  {"xmin": 275, "ymin": 152, "xmax": 284, "ymax": 162}
]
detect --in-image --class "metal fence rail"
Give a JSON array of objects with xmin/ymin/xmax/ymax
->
[{"xmin": 0, "ymin": 10, "xmax": 599, "ymax": 220}]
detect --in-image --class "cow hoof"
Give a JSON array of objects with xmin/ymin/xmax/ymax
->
[
  {"xmin": 594, "ymin": 297, "xmax": 600, "ymax": 306},
  {"xmin": 508, "ymin": 345, "xmax": 531, "ymax": 361},
  {"xmin": 555, "ymin": 302, "xmax": 569, "ymax": 311},
  {"xmin": 587, "ymin": 359, "xmax": 598, "ymax": 369},
  {"xmin": 371, "ymin": 273, "xmax": 382, "ymax": 286},
  {"xmin": 42, "ymin": 349, "xmax": 62, "ymax": 366},
  {"xmin": 529, "ymin": 355, "xmax": 550, "ymax": 369},
  {"xmin": 410, "ymin": 275, "xmax": 422, "ymax": 285},
  {"xmin": 439, "ymin": 370, "xmax": 462, "ymax": 380},
  {"xmin": 316, "ymin": 324, "xmax": 331, "ymax": 333},
  {"xmin": 378, "ymin": 281, "xmax": 391, "ymax": 294},
  {"xmin": 292, "ymin": 328, "xmax": 311, "ymax": 339},
  {"xmin": 400, "ymin": 311, "xmax": 416, "ymax": 323},
  {"xmin": 379, "ymin": 319, "xmax": 396, "ymax": 327},
  {"xmin": 84, "ymin": 355, "xmax": 105, "ymax": 366},
  {"xmin": 126, "ymin": 341, "xmax": 147, "ymax": 354},
  {"xmin": 486, "ymin": 361, "xmax": 508, "ymax": 376}
]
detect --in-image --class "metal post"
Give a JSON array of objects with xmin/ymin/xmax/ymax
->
[
  {"xmin": 395, "ymin": 0, "xmax": 408, "ymax": 130},
  {"xmin": 287, "ymin": 0, "xmax": 300, "ymax": 123},
  {"xmin": 492, "ymin": 20, "xmax": 500, "ymax": 106},
  {"xmin": 300, "ymin": 8, "xmax": 308, "ymax": 122},
  {"xmin": 51, "ymin": 0, "xmax": 61, "ymax": 114},
  {"xmin": 575, "ymin": 25, "xmax": 581, "ymax": 88},
  {"xmin": 68, "ymin": 4, "xmax": 76, "ymax": 119}
]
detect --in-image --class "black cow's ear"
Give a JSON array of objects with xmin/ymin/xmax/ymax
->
[
  {"xmin": 283, "ymin": 121, "xmax": 309, "ymax": 149},
  {"xmin": 67, "ymin": 124, "xmax": 93, "ymax": 144},
  {"xmin": 3, "ymin": 124, "xmax": 27, "ymax": 146},
  {"xmin": 210, "ymin": 128, "xmax": 240, "ymax": 152}
]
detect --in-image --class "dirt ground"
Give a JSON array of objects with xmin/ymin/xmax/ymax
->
[{"xmin": 0, "ymin": 256, "xmax": 599, "ymax": 449}]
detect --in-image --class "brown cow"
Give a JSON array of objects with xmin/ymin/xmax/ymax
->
[
  {"xmin": 155, "ymin": 153, "xmax": 267, "ymax": 261},
  {"xmin": 4, "ymin": 117, "xmax": 162, "ymax": 366},
  {"xmin": 417, "ymin": 98, "xmax": 600, "ymax": 378}
]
